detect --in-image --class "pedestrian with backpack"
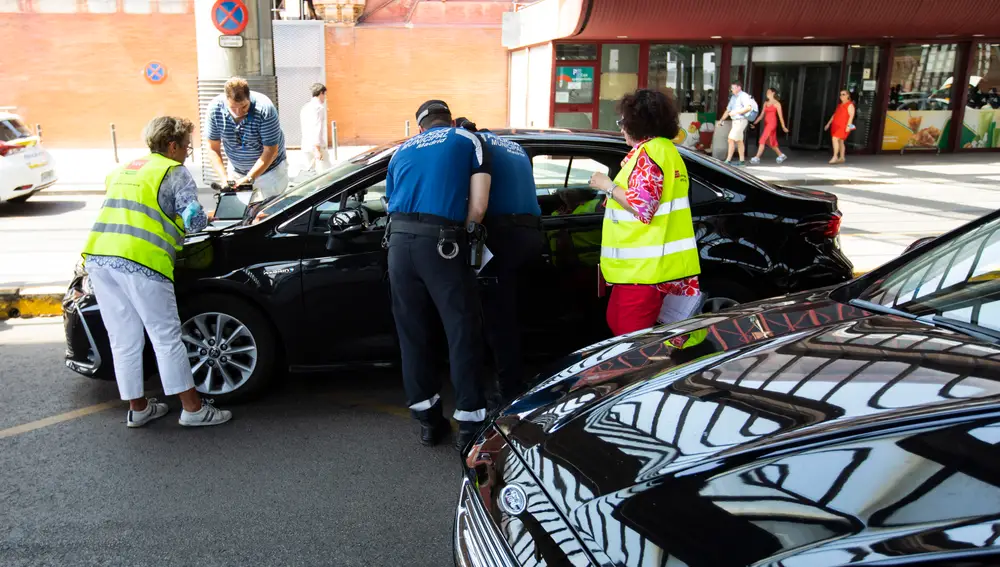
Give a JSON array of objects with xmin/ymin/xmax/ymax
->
[{"xmin": 717, "ymin": 81, "xmax": 754, "ymax": 166}]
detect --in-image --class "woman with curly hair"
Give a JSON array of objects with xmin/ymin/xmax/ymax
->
[{"xmin": 588, "ymin": 89, "xmax": 702, "ymax": 335}]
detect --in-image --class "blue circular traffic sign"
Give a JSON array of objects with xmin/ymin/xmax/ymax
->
[
  {"xmin": 144, "ymin": 61, "xmax": 167, "ymax": 84},
  {"xmin": 212, "ymin": 0, "xmax": 249, "ymax": 35}
]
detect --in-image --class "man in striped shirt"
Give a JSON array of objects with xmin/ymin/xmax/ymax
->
[{"xmin": 205, "ymin": 77, "xmax": 288, "ymax": 198}]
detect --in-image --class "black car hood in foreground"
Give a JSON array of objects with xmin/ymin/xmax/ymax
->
[{"xmin": 478, "ymin": 289, "xmax": 1000, "ymax": 566}]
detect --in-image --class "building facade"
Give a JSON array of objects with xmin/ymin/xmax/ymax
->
[
  {"xmin": 503, "ymin": 0, "xmax": 1000, "ymax": 155},
  {"xmin": 0, "ymin": 0, "xmax": 512, "ymax": 148}
]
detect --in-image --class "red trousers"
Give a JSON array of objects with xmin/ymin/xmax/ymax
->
[{"xmin": 607, "ymin": 284, "xmax": 665, "ymax": 336}]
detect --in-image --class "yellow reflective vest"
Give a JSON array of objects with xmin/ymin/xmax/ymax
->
[
  {"xmin": 600, "ymin": 137, "xmax": 700, "ymax": 285},
  {"xmin": 549, "ymin": 197, "xmax": 603, "ymax": 266},
  {"xmin": 82, "ymin": 153, "xmax": 185, "ymax": 281}
]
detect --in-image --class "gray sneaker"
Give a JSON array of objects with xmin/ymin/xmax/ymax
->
[
  {"xmin": 179, "ymin": 399, "xmax": 232, "ymax": 427},
  {"xmin": 776, "ymin": 155, "xmax": 788, "ymax": 164},
  {"xmin": 750, "ymin": 157, "xmax": 761, "ymax": 165},
  {"xmin": 127, "ymin": 398, "xmax": 169, "ymax": 428}
]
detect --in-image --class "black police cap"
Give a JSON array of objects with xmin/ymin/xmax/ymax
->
[{"xmin": 416, "ymin": 100, "xmax": 451, "ymax": 124}]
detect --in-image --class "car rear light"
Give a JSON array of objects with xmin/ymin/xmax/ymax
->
[
  {"xmin": 0, "ymin": 141, "xmax": 24, "ymax": 157},
  {"xmin": 799, "ymin": 212, "xmax": 842, "ymax": 239}
]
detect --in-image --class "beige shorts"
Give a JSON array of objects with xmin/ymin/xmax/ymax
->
[{"xmin": 728, "ymin": 119, "xmax": 748, "ymax": 141}]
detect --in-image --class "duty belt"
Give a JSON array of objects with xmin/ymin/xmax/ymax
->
[
  {"xmin": 386, "ymin": 213, "xmax": 465, "ymax": 260},
  {"xmin": 484, "ymin": 213, "xmax": 541, "ymax": 230}
]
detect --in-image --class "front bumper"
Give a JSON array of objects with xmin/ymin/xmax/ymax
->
[{"xmin": 454, "ymin": 476, "xmax": 519, "ymax": 567}]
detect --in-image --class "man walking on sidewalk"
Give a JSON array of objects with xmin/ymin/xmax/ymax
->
[
  {"xmin": 81, "ymin": 116, "xmax": 232, "ymax": 428},
  {"xmin": 718, "ymin": 81, "xmax": 754, "ymax": 166},
  {"xmin": 300, "ymin": 83, "xmax": 330, "ymax": 173}
]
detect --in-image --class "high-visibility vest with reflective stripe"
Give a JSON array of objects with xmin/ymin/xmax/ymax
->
[
  {"xmin": 600, "ymin": 137, "xmax": 701, "ymax": 285},
  {"xmin": 82, "ymin": 153, "xmax": 185, "ymax": 281}
]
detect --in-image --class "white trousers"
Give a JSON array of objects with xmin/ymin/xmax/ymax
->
[
  {"xmin": 301, "ymin": 147, "xmax": 332, "ymax": 173},
  {"xmin": 657, "ymin": 292, "xmax": 703, "ymax": 326},
  {"xmin": 228, "ymin": 159, "xmax": 289, "ymax": 200},
  {"xmin": 88, "ymin": 267, "xmax": 196, "ymax": 401}
]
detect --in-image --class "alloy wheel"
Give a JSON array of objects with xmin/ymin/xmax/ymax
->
[{"xmin": 181, "ymin": 312, "xmax": 258, "ymax": 395}]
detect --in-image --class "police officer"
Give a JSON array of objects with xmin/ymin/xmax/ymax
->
[
  {"xmin": 455, "ymin": 117, "xmax": 543, "ymax": 404},
  {"xmin": 386, "ymin": 101, "xmax": 492, "ymax": 450}
]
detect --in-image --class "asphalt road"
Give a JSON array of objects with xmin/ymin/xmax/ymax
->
[{"xmin": 0, "ymin": 318, "xmax": 463, "ymax": 567}]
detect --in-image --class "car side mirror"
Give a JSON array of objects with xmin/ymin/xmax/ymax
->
[
  {"xmin": 903, "ymin": 236, "xmax": 935, "ymax": 255},
  {"xmin": 326, "ymin": 209, "xmax": 364, "ymax": 249}
]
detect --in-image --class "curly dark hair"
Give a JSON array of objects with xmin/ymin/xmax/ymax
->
[{"xmin": 618, "ymin": 89, "xmax": 679, "ymax": 141}]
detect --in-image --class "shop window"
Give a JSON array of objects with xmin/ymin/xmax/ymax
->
[
  {"xmin": 961, "ymin": 43, "xmax": 1000, "ymax": 150},
  {"xmin": 158, "ymin": 0, "xmax": 188, "ymax": 13},
  {"xmin": 730, "ymin": 46, "xmax": 750, "ymax": 90},
  {"xmin": 123, "ymin": 0, "xmax": 151, "ymax": 13},
  {"xmin": 648, "ymin": 45, "xmax": 721, "ymax": 154},
  {"xmin": 554, "ymin": 112, "xmax": 593, "ymax": 129},
  {"xmin": 598, "ymin": 44, "xmax": 640, "ymax": 131},
  {"xmin": 87, "ymin": 0, "xmax": 116, "ymax": 12},
  {"xmin": 556, "ymin": 44, "xmax": 597, "ymax": 61},
  {"xmin": 555, "ymin": 65, "xmax": 594, "ymax": 105},
  {"xmin": 883, "ymin": 44, "xmax": 959, "ymax": 152}
]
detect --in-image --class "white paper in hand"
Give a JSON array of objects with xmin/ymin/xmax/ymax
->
[{"xmin": 475, "ymin": 246, "xmax": 494, "ymax": 275}]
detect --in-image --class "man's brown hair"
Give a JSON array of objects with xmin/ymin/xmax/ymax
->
[{"xmin": 225, "ymin": 77, "xmax": 251, "ymax": 102}]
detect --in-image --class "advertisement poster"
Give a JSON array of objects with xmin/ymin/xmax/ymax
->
[
  {"xmin": 961, "ymin": 107, "xmax": 1000, "ymax": 149},
  {"xmin": 555, "ymin": 66, "xmax": 594, "ymax": 91},
  {"xmin": 882, "ymin": 110, "xmax": 952, "ymax": 151},
  {"xmin": 673, "ymin": 112, "xmax": 718, "ymax": 153}
]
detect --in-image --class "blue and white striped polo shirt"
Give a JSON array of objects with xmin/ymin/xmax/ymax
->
[{"xmin": 205, "ymin": 91, "xmax": 286, "ymax": 175}]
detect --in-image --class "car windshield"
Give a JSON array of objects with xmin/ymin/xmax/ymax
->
[
  {"xmin": 245, "ymin": 144, "xmax": 398, "ymax": 223},
  {"xmin": 856, "ymin": 213, "xmax": 1000, "ymax": 337},
  {"xmin": 0, "ymin": 117, "xmax": 32, "ymax": 142}
]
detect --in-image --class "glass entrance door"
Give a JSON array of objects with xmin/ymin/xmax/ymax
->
[
  {"xmin": 844, "ymin": 45, "xmax": 882, "ymax": 151},
  {"xmin": 795, "ymin": 64, "xmax": 838, "ymax": 149}
]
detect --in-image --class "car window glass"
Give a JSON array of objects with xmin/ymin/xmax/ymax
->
[
  {"xmin": 690, "ymin": 178, "xmax": 721, "ymax": 206},
  {"xmin": 858, "ymin": 215, "xmax": 1000, "ymax": 334},
  {"xmin": 312, "ymin": 176, "xmax": 388, "ymax": 232},
  {"xmin": 532, "ymin": 155, "xmax": 609, "ymax": 195},
  {"xmin": 0, "ymin": 118, "xmax": 31, "ymax": 142}
]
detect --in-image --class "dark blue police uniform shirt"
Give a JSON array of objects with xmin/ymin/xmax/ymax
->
[
  {"xmin": 477, "ymin": 132, "xmax": 541, "ymax": 217},
  {"xmin": 386, "ymin": 126, "xmax": 488, "ymax": 223}
]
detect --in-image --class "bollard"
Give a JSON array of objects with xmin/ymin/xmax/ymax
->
[
  {"xmin": 35, "ymin": 123, "xmax": 42, "ymax": 141},
  {"xmin": 331, "ymin": 120, "xmax": 338, "ymax": 161},
  {"xmin": 405, "ymin": 120, "xmax": 410, "ymax": 138},
  {"xmin": 110, "ymin": 123, "xmax": 119, "ymax": 164}
]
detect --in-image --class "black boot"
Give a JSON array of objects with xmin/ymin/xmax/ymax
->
[
  {"xmin": 455, "ymin": 420, "xmax": 485, "ymax": 452},
  {"xmin": 413, "ymin": 403, "xmax": 450, "ymax": 447}
]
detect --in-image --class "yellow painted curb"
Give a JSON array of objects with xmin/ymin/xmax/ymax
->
[{"xmin": 0, "ymin": 289, "xmax": 64, "ymax": 320}]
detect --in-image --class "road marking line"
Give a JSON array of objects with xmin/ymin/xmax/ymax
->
[{"xmin": 0, "ymin": 400, "xmax": 119, "ymax": 440}]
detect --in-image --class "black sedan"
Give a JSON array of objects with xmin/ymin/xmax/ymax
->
[
  {"xmin": 455, "ymin": 207, "xmax": 1000, "ymax": 566},
  {"xmin": 64, "ymin": 130, "xmax": 853, "ymax": 401}
]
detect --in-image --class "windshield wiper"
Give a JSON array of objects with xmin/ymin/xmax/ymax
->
[
  {"xmin": 849, "ymin": 299, "xmax": 918, "ymax": 320},
  {"xmin": 917, "ymin": 315, "xmax": 1000, "ymax": 344}
]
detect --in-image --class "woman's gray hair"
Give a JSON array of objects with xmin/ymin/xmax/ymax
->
[{"xmin": 143, "ymin": 116, "xmax": 194, "ymax": 155}]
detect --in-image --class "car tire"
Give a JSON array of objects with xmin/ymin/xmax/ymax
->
[
  {"xmin": 178, "ymin": 293, "xmax": 277, "ymax": 403},
  {"xmin": 700, "ymin": 279, "xmax": 755, "ymax": 314}
]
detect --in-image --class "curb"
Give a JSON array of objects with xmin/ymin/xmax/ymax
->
[{"xmin": 0, "ymin": 287, "xmax": 65, "ymax": 320}]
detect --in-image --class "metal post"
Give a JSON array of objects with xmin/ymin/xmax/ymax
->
[
  {"xmin": 110, "ymin": 123, "xmax": 119, "ymax": 164},
  {"xmin": 331, "ymin": 120, "xmax": 338, "ymax": 161},
  {"xmin": 35, "ymin": 123, "xmax": 42, "ymax": 140},
  {"xmin": 405, "ymin": 120, "xmax": 410, "ymax": 137}
]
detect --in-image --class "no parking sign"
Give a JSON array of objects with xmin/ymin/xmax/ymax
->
[
  {"xmin": 212, "ymin": 0, "xmax": 249, "ymax": 35},
  {"xmin": 144, "ymin": 61, "xmax": 167, "ymax": 85}
]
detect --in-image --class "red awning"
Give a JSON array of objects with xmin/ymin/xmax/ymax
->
[{"xmin": 564, "ymin": 0, "xmax": 1000, "ymax": 42}]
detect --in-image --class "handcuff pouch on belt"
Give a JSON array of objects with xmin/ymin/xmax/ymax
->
[{"xmin": 383, "ymin": 217, "xmax": 471, "ymax": 263}]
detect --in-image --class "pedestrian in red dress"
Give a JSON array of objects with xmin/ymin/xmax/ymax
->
[
  {"xmin": 750, "ymin": 88, "xmax": 789, "ymax": 165},
  {"xmin": 825, "ymin": 90, "xmax": 856, "ymax": 164}
]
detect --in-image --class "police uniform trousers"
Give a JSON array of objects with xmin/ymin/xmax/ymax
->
[
  {"xmin": 387, "ymin": 231, "xmax": 487, "ymax": 423},
  {"xmin": 480, "ymin": 216, "xmax": 544, "ymax": 399}
]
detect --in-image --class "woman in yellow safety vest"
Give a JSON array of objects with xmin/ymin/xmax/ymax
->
[{"xmin": 588, "ymin": 89, "xmax": 702, "ymax": 336}]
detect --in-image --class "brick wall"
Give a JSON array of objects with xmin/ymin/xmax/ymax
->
[
  {"xmin": 0, "ymin": 14, "xmax": 509, "ymax": 148},
  {"xmin": 325, "ymin": 25, "xmax": 509, "ymax": 145},
  {"xmin": 0, "ymin": 13, "xmax": 198, "ymax": 148}
]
